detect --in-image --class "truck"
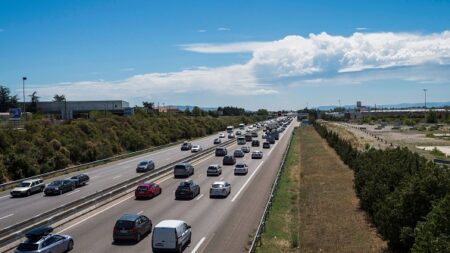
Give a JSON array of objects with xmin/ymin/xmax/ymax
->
[{"xmin": 226, "ymin": 126, "xmax": 234, "ymax": 133}]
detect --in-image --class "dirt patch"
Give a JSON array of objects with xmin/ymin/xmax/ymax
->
[{"xmin": 297, "ymin": 127, "xmax": 386, "ymax": 253}]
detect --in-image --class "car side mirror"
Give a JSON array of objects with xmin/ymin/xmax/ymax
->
[{"xmin": 187, "ymin": 225, "xmax": 191, "ymax": 229}]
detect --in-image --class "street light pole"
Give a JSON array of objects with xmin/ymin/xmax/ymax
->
[
  {"xmin": 22, "ymin": 77, "xmax": 27, "ymax": 118},
  {"xmin": 423, "ymin": 89, "xmax": 427, "ymax": 108}
]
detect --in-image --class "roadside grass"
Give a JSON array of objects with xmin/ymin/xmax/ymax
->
[
  {"xmin": 256, "ymin": 127, "xmax": 301, "ymax": 253},
  {"xmin": 256, "ymin": 126, "xmax": 386, "ymax": 253}
]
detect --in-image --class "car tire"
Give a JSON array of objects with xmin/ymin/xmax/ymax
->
[
  {"xmin": 67, "ymin": 239, "xmax": 74, "ymax": 251},
  {"xmin": 136, "ymin": 233, "xmax": 141, "ymax": 242},
  {"xmin": 59, "ymin": 189, "xmax": 63, "ymax": 195},
  {"xmin": 191, "ymin": 193, "xmax": 195, "ymax": 199},
  {"xmin": 187, "ymin": 234, "xmax": 192, "ymax": 244},
  {"xmin": 26, "ymin": 190, "xmax": 31, "ymax": 196}
]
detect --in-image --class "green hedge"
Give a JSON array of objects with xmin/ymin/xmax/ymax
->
[
  {"xmin": 0, "ymin": 113, "xmax": 263, "ymax": 183},
  {"xmin": 313, "ymin": 122, "xmax": 450, "ymax": 252}
]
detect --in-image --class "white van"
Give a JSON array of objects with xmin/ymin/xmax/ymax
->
[{"xmin": 152, "ymin": 220, "xmax": 191, "ymax": 253}]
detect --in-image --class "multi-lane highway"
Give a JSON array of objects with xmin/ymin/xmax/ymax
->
[
  {"xmin": 0, "ymin": 130, "xmax": 227, "ymax": 229},
  {"xmin": 5, "ymin": 119, "xmax": 295, "ymax": 253}
]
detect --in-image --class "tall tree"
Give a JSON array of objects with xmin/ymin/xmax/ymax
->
[
  {"xmin": 28, "ymin": 91, "xmax": 40, "ymax": 113},
  {"xmin": 0, "ymin": 85, "xmax": 19, "ymax": 112},
  {"xmin": 53, "ymin": 94, "xmax": 66, "ymax": 102}
]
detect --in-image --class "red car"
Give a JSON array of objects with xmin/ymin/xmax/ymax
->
[{"xmin": 135, "ymin": 183, "xmax": 161, "ymax": 199}]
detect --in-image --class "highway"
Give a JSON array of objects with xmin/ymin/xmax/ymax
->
[
  {"xmin": 0, "ymin": 130, "xmax": 228, "ymax": 229},
  {"xmin": 5, "ymin": 120, "xmax": 296, "ymax": 253}
]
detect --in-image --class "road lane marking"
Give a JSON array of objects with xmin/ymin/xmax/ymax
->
[
  {"xmin": 0, "ymin": 195, "xmax": 10, "ymax": 199},
  {"xmin": 231, "ymin": 161, "xmax": 264, "ymax": 202},
  {"xmin": 219, "ymin": 177, "xmax": 224, "ymax": 180},
  {"xmin": 191, "ymin": 236, "xmax": 206, "ymax": 253},
  {"xmin": 112, "ymin": 175, "xmax": 122, "ymax": 179},
  {"xmin": 0, "ymin": 213, "xmax": 14, "ymax": 220},
  {"xmin": 198, "ymin": 174, "xmax": 203, "ymax": 177},
  {"xmin": 137, "ymin": 210, "xmax": 143, "ymax": 215},
  {"xmin": 67, "ymin": 190, "xmax": 80, "ymax": 196},
  {"xmin": 196, "ymin": 194, "xmax": 204, "ymax": 200}
]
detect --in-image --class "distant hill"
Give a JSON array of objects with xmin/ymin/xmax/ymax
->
[{"xmin": 318, "ymin": 101, "xmax": 450, "ymax": 111}]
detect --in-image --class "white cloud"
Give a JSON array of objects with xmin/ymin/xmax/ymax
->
[
  {"xmin": 355, "ymin": 27, "xmax": 368, "ymax": 31},
  {"xmin": 197, "ymin": 29, "xmax": 207, "ymax": 33},
  {"xmin": 217, "ymin": 27, "xmax": 231, "ymax": 31},
  {"xmin": 35, "ymin": 31, "xmax": 450, "ymax": 103}
]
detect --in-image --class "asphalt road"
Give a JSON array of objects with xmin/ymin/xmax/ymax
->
[
  {"xmin": 0, "ymin": 130, "xmax": 232, "ymax": 229},
  {"xmin": 8, "ymin": 120, "xmax": 296, "ymax": 253}
]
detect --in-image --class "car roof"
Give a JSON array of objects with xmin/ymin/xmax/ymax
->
[
  {"xmin": 155, "ymin": 219, "xmax": 185, "ymax": 228},
  {"xmin": 213, "ymin": 181, "xmax": 227, "ymax": 185},
  {"xmin": 22, "ymin": 179, "xmax": 41, "ymax": 183},
  {"xmin": 208, "ymin": 164, "xmax": 220, "ymax": 167},
  {"xmin": 118, "ymin": 214, "xmax": 140, "ymax": 221}
]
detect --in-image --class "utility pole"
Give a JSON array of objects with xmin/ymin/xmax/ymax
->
[
  {"xmin": 22, "ymin": 77, "xmax": 27, "ymax": 119},
  {"xmin": 423, "ymin": 89, "xmax": 427, "ymax": 108}
]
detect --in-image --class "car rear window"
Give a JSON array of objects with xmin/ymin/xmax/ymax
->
[
  {"xmin": 174, "ymin": 165, "xmax": 187, "ymax": 170},
  {"xmin": 137, "ymin": 186, "xmax": 148, "ymax": 191},
  {"xmin": 236, "ymin": 164, "xmax": 245, "ymax": 168},
  {"xmin": 17, "ymin": 243, "xmax": 39, "ymax": 251},
  {"xmin": 212, "ymin": 184, "xmax": 223, "ymax": 188},
  {"xmin": 208, "ymin": 166, "xmax": 218, "ymax": 170},
  {"xmin": 139, "ymin": 161, "xmax": 148, "ymax": 166},
  {"xmin": 115, "ymin": 220, "xmax": 135, "ymax": 230}
]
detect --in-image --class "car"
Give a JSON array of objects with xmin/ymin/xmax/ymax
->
[
  {"xmin": 152, "ymin": 220, "xmax": 191, "ymax": 253},
  {"xmin": 251, "ymin": 132, "xmax": 258, "ymax": 138},
  {"xmin": 113, "ymin": 214, "xmax": 152, "ymax": 243},
  {"xmin": 136, "ymin": 160, "xmax": 155, "ymax": 173},
  {"xmin": 69, "ymin": 174, "xmax": 90, "ymax": 187},
  {"xmin": 10, "ymin": 179, "xmax": 45, "ymax": 197},
  {"xmin": 44, "ymin": 179, "xmax": 75, "ymax": 196},
  {"xmin": 245, "ymin": 134, "xmax": 253, "ymax": 142},
  {"xmin": 175, "ymin": 180, "xmax": 200, "ymax": 200},
  {"xmin": 262, "ymin": 133, "xmax": 267, "ymax": 139},
  {"xmin": 268, "ymin": 137, "xmax": 275, "ymax": 144},
  {"xmin": 228, "ymin": 133, "xmax": 235, "ymax": 139},
  {"xmin": 206, "ymin": 164, "xmax": 222, "ymax": 176},
  {"xmin": 191, "ymin": 145, "xmax": 202, "ymax": 153},
  {"xmin": 209, "ymin": 181, "xmax": 231, "ymax": 198},
  {"xmin": 252, "ymin": 150, "xmax": 263, "ymax": 159},
  {"xmin": 219, "ymin": 133, "xmax": 226, "ymax": 138},
  {"xmin": 173, "ymin": 163, "xmax": 194, "ymax": 178},
  {"xmin": 233, "ymin": 149, "xmax": 245, "ymax": 158},
  {"xmin": 241, "ymin": 146, "xmax": 251, "ymax": 153},
  {"xmin": 180, "ymin": 142, "xmax": 192, "ymax": 151},
  {"xmin": 213, "ymin": 138, "xmax": 221, "ymax": 144},
  {"xmin": 223, "ymin": 155, "xmax": 236, "ymax": 165},
  {"xmin": 237, "ymin": 136, "xmax": 246, "ymax": 145},
  {"xmin": 252, "ymin": 140, "xmax": 260, "ymax": 147},
  {"xmin": 215, "ymin": 147, "xmax": 228, "ymax": 156},
  {"xmin": 234, "ymin": 163, "xmax": 249, "ymax": 175},
  {"xmin": 135, "ymin": 182, "xmax": 161, "ymax": 199},
  {"xmin": 235, "ymin": 130, "xmax": 242, "ymax": 136},
  {"xmin": 15, "ymin": 226, "xmax": 73, "ymax": 253},
  {"xmin": 263, "ymin": 142, "xmax": 270, "ymax": 149}
]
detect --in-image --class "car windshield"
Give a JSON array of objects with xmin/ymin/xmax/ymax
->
[
  {"xmin": 139, "ymin": 161, "xmax": 148, "ymax": 166},
  {"xmin": 49, "ymin": 180, "xmax": 63, "ymax": 186},
  {"xmin": 208, "ymin": 166, "xmax": 218, "ymax": 170},
  {"xmin": 18, "ymin": 182, "xmax": 31, "ymax": 187},
  {"xmin": 115, "ymin": 220, "xmax": 134, "ymax": 230},
  {"xmin": 17, "ymin": 243, "xmax": 39, "ymax": 251},
  {"xmin": 236, "ymin": 164, "xmax": 245, "ymax": 168},
  {"xmin": 212, "ymin": 184, "xmax": 224, "ymax": 188},
  {"xmin": 137, "ymin": 186, "xmax": 148, "ymax": 191},
  {"xmin": 174, "ymin": 165, "xmax": 187, "ymax": 170}
]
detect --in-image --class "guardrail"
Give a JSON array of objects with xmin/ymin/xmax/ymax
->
[
  {"xmin": 248, "ymin": 127, "xmax": 296, "ymax": 253},
  {"xmin": 0, "ymin": 138, "xmax": 196, "ymax": 192},
  {"xmin": 0, "ymin": 138, "xmax": 236, "ymax": 248}
]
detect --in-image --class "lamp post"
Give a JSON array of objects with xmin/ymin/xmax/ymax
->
[
  {"xmin": 22, "ymin": 77, "xmax": 27, "ymax": 119},
  {"xmin": 423, "ymin": 89, "xmax": 427, "ymax": 108}
]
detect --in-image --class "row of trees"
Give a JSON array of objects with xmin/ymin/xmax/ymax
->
[
  {"xmin": 0, "ymin": 113, "xmax": 265, "ymax": 183},
  {"xmin": 313, "ymin": 122, "xmax": 450, "ymax": 253}
]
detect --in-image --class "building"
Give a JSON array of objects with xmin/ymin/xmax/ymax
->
[{"xmin": 28, "ymin": 100, "xmax": 131, "ymax": 119}]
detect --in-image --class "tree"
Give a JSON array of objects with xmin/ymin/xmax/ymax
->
[
  {"xmin": 426, "ymin": 110, "xmax": 438, "ymax": 123},
  {"xmin": 256, "ymin": 109, "xmax": 269, "ymax": 117},
  {"xmin": 53, "ymin": 94, "xmax": 66, "ymax": 102},
  {"xmin": 0, "ymin": 85, "xmax": 19, "ymax": 112},
  {"xmin": 28, "ymin": 91, "xmax": 40, "ymax": 113},
  {"xmin": 192, "ymin": 106, "xmax": 203, "ymax": 117},
  {"xmin": 142, "ymin": 101, "xmax": 154, "ymax": 110}
]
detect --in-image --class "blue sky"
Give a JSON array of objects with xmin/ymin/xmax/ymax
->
[{"xmin": 1, "ymin": 0, "xmax": 450, "ymax": 110}]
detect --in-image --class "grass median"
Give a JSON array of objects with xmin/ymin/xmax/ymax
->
[{"xmin": 257, "ymin": 126, "xmax": 386, "ymax": 253}]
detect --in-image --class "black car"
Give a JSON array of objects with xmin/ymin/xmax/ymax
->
[
  {"xmin": 175, "ymin": 180, "xmax": 200, "ymax": 200},
  {"xmin": 70, "ymin": 174, "xmax": 90, "ymax": 187},
  {"xmin": 251, "ymin": 132, "xmax": 258, "ymax": 137},
  {"xmin": 263, "ymin": 142, "xmax": 270, "ymax": 149},
  {"xmin": 44, "ymin": 179, "xmax": 75, "ymax": 196},
  {"xmin": 215, "ymin": 147, "xmax": 228, "ymax": 157},
  {"xmin": 252, "ymin": 140, "xmax": 260, "ymax": 147},
  {"xmin": 223, "ymin": 155, "xmax": 236, "ymax": 165},
  {"xmin": 180, "ymin": 142, "xmax": 192, "ymax": 151},
  {"xmin": 213, "ymin": 138, "xmax": 221, "ymax": 144},
  {"xmin": 233, "ymin": 149, "xmax": 245, "ymax": 158},
  {"xmin": 268, "ymin": 137, "xmax": 275, "ymax": 144},
  {"xmin": 113, "ymin": 214, "xmax": 152, "ymax": 243},
  {"xmin": 245, "ymin": 134, "xmax": 253, "ymax": 142}
]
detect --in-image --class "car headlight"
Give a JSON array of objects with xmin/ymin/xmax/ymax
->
[{"xmin": 54, "ymin": 187, "xmax": 59, "ymax": 191}]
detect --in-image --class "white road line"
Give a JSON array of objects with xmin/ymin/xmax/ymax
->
[
  {"xmin": 137, "ymin": 210, "xmax": 143, "ymax": 215},
  {"xmin": 231, "ymin": 161, "xmax": 264, "ymax": 202},
  {"xmin": 196, "ymin": 194, "xmax": 204, "ymax": 200},
  {"xmin": 67, "ymin": 190, "xmax": 80, "ymax": 196},
  {"xmin": 191, "ymin": 236, "xmax": 206, "ymax": 253},
  {"xmin": 0, "ymin": 195, "xmax": 10, "ymax": 199},
  {"xmin": 198, "ymin": 174, "xmax": 203, "ymax": 177},
  {"xmin": 89, "ymin": 176, "xmax": 98, "ymax": 179},
  {"xmin": 0, "ymin": 213, "xmax": 14, "ymax": 220},
  {"xmin": 219, "ymin": 177, "xmax": 224, "ymax": 180},
  {"xmin": 112, "ymin": 175, "xmax": 122, "ymax": 179}
]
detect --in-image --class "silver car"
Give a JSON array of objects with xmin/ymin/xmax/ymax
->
[
  {"xmin": 251, "ymin": 150, "xmax": 263, "ymax": 159},
  {"xmin": 234, "ymin": 163, "xmax": 249, "ymax": 175},
  {"xmin": 207, "ymin": 164, "xmax": 222, "ymax": 176},
  {"xmin": 15, "ymin": 227, "xmax": 73, "ymax": 253},
  {"xmin": 209, "ymin": 181, "xmax": 231, "ymax": 198},
  {"xmin": 10, "ymin": 179, "xmax": 45, "ymax": 197}
]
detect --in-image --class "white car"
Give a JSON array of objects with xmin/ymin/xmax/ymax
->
[
  {"xmin": 234, "ymin": 163, "xmax": 248, "ymax": 175},
  {"xmin": 241, "ymin": 146, "xmax": 251, "ymax": 153},
  {"xmin": 209, "ymin": 181, "xmax": 231, "ymax": 198},
  {"xmin": 191, "ymin": 145, "xmax": 202, "ymax": 152},
  {"xmin": 251, "ymin": 150, "xmax": 263, "ymax": 159},
  {"xmin": 219, "ymin": 133, "xmax": 226, "ymax": 138}
]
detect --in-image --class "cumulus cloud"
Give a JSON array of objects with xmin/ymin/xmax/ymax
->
[
  {"xmin": 217, "ymin": 27, "xmax": 231, "ymax": 31},
  {"xmin": 35, "ymin": 31, "xmax": 450, "ymax": 103},
  {"xmin": 197, "ymin": 29, "xmax": 207, "ymax": 33}
]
